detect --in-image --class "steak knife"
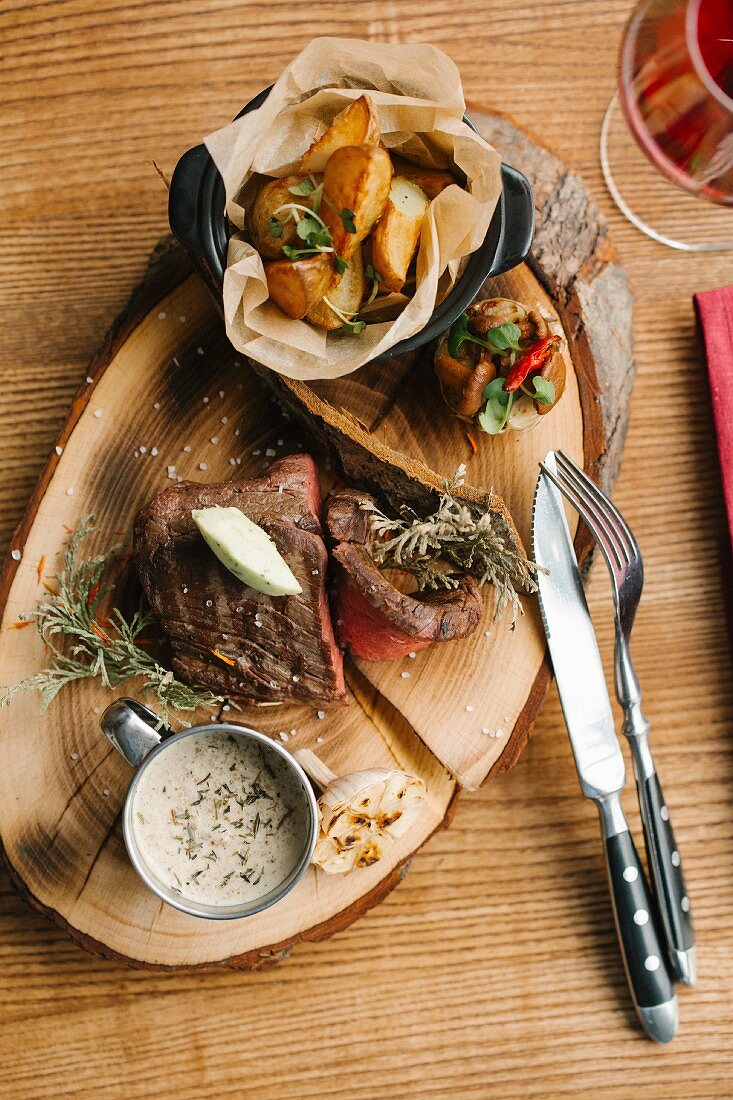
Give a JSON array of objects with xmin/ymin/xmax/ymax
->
[{"xmin": 531, "ymin": 454, "xmax": 678, "ymax": 1043}]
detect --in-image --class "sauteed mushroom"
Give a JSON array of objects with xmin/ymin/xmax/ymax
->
[{"xmin": 434, "ymin": 297, "xmax": 567, "ymax": 433}]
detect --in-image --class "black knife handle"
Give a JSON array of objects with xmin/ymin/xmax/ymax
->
[
  {"xmin": 598, "ymin": 801, "xmax": 678, "ymax": 1042},
  {"xmin": 638, "ymin": 771, "xmax": 695, "ymax": 977}
]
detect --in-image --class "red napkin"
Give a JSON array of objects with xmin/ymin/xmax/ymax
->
[{"xmin": 695, "ymin": 286, "xmax": 733, "ymax": 550}]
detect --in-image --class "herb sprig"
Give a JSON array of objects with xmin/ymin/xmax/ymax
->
[
  {"xmin": 363, "ymin": 468, "xmax": 538, "ymax": 623},
  {"xmin": 267, "ymin": 176, "xmax": 354, "ymax": 267},
  {"xmin": 447, "ymin": 313, "xmax": 523, "ymax": 358},
  {"xmin": 0, "ymin": 516, "xmax": 222, "ymax": 723}
]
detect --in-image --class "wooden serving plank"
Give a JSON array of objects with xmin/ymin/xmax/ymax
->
[{"xmin": 0, "ymin": 112, "xmax": 632, "ymax": 969}]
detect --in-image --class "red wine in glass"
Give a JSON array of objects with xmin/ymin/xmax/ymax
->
[{"xmin": 618, "ymin": 0, "xmax": 733, "ymax": 205}]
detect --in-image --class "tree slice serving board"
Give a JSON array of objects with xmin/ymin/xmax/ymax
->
[{"xmin": 0, "ymin": 112, "xmax": 632, "ymax": 969}]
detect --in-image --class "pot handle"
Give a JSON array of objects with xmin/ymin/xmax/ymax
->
[
  {"xmin": 489, "ymin": 164, "xmax": 535, "ymax": 277},
  {"xmin": 101, "ymin": 697, "xmax": 171, "ymax": 769},
  {"xmin": 169, "ymin": 144, "xmax": 226, "ymax": 290}
]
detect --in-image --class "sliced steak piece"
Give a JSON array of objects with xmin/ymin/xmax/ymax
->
[
  {"xmin": 134, "ymin": 455, "xmax": 345, "ymax": 705},
  {"xmin": 326, "ymin": 489, "xmax": 482, "ymax": 661}
]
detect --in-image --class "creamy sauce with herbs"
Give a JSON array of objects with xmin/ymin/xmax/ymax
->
[{"xmin": 131, "ymin": 731, "xmax": 309, "ymax": 907}]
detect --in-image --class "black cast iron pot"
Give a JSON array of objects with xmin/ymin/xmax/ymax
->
[{"xmin": 169, "ymin": 87, "xmax": 534, "ymax": 358}]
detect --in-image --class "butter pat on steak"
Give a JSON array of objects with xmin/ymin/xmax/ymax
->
[{"xmin": 133, "ymin": 455, "xmax": 346, "ymax": 705}]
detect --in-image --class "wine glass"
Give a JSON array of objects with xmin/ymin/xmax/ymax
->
[{"xmin": 601, "ymin": 0, "xmax": 733, "ymax": 250}]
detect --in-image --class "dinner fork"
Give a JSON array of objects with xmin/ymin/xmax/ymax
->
[{"xmin": 540, "ymin": 450, "xmax": 696, "ymax": 987}]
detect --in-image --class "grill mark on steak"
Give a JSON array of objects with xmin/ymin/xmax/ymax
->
[
  {"xmin": 326, "ymin": 488, "xmax": 483, "ymax": 661},
  {"xmin": 134, "ymin": 455, "xmax": 345, "ymax": 704}
]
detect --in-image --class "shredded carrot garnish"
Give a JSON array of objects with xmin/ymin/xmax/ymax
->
[
  {"xmin": 36, "ymin": 556, "xmax": 46, "ymax": 583},
  {"xmin": 11, "ymin": 620, "xmax": 32, "ymax": 629},
  {"xmin": 88, "ymin": 582, "xmax": 100, "ymax": 606},
  {"xmin": 62, "ymin": 524, "xmax": 73, "ymax": 534},
  {"xmin": 43, "ymin": 581, "xmax": 59, "ymax": 595},
  {"xmin": 91, "ymin": 622, "xmax": 109, "ymax": 642},
  {"xmin": 465, "ymin": 431, "xmax": 478, "ymax": 457},
  {"xmin": 211, "ymin": 648, "xmax": 237, "ymax": 667}
]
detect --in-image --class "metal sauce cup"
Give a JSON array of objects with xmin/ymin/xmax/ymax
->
[{"xmin": 101, "ymin": 697, "xmax": 318, "ymax": 920}]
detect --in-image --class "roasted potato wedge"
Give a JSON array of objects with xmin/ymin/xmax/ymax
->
[
  {"xmin": 390, "ymin": 155, "xmax": 456, "ymax": 199},
  {"xmin": 371, "ymin": 177, "xmax": 429, "ymax": 293},
  {"xmin": 265, "ymin": 254, "xmax": 331, "ymax": 319},
  {"xmin": 307, "ymin": 246, "xmax": 366, "ymax": 330},
  {"xmin": 248, "ymin": 174, "xmax": 319, "ymax": 260},
  {"xmin": 321, "ymin": 145, "xmax": 393, "ymax": 262},
  {"xmin": 301, "ymin": 95, "xmax": 380, "ymax": 173}
]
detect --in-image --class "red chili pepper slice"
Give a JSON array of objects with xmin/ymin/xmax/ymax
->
[{"xmin": 503, "ymin": 336, "xmax": 561, "ymax": 393}]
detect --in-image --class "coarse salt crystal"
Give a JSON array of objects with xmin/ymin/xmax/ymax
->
[
  {"xmin": 205, "ymin": 599, "xmax": 213, "ymax": 608},
  {"xmin": 86, "ymin": 376, "xmax": 93, "ymax": 384},
  {"xmin": 133, "ymin": 450, "xmax": 140, "ymax": 458},
  {"xmin": 167, "ymin": 465, "xmax": 177, "ymax": 480},
  {"xmin": 179, "ymin": 315, "xmax": 186, "ymax": 322},
  {"xmin": 316, "ymin": 736, "xmax": 324, "ymax": 744},
  {"xmin": 173, "ymin": 357, "xmax": 180, "ymax": 367},
  {"xmin": 70, "ymin": 752, "xmax": 79, "ymax": 761},
  {"xmin": 210, "ymin": 437, "xmax": 218, "ymax": 446},
  {"xmin": 265, "ymin": 448, "xmax": 276, "ymax": 458},
  {"xmin": 254, "ymin": 620, "xmax": 262, "ymax": 628},
  {"xmin": 222, "ymin": 704, "xmax": 230, "ymax": 712},
  {"xmin": 55, "ymin": 445, "xmax": 63, "ymax": 455},
  {"xmin": 203, "ymin": 396, "xmax": 209, "ymax": 404},
  {"xmin": 102, "ymin": 789, "xmax": 110, "ymax": 797},
  {"xmin": 466, "ymin": 704, "xmax": 474, "ymax": 713},
  {"xmin": 482, "ymin": 726, "xmax": 491, "ymax": 735},
  {"xmin": 150, "ymin": 447, "xmax": 158, "ymax": 457},
  {"xmin": 218, "ymin": 390, "xmax": 224, "ymax": 398},
  {"xmin": 221, "ymin": 416, "xmax": 228, "ymax": 425},
  {"xmin": 234, "ymin": 428, "xmax": 240, "ymax": 437},
  {"xmin": 66, "ymin": 487, "xmax": 74, "ymax": 496},
  {"xmin": 199, "ymin": 462, "xmax": 207, "ymax": 471},
  {"xmin": 278, "ymin": 731, "xmax": 289, "ymax": 742},
  {"xmin": 229, "ymin": 458, "xmax": 237, "ymax": 466},
  {"xmin": 236, "ymin": 606, "xmax": 243, "ymax": 613},
  {"xmin": 183, "ymin": 445, "xmax": 191, "ymax": 453},
  {"xmin": 401, "ymin": 671, "xmax": 410, "ymax": 679},
  {"xmin": 317, "ymin": 710, "xmax": 326, "ymax": 720},
  {"xmin": 94, "ymin": 409, "xmax": 103, "ymax": 419},
  {"xmin": 277, "ymin": 438, "xmax": 283, "ymax": 446},
  {"xmin": 10, "ymin": 548, "xmax": 21, "ymax": 561},
  {"xmin": 153, "ymin": 401, "xmax": 160, "ymax": 410},
  {"xmin": 182, "ymin": 586, "xmax": 188, "ymax": 594},
  {"xmin": 496, "ymin": 729, "xmax": 505, "ymax": 738},
  {"xmin": 484, "ymin": 630, "xmax": 491, "ymax": 638},
  {"xmin": 197, "ymin": 346, "xmax": 204, "ymax": 355},
  {"xmin": 311, "ymin": 569, "xmax": 319, "ymax": 576},
  {"xmin": 289, "ymin": 728, "xmax": 297, "ymax": 736},
  {"xmin": 139, "ymin": 445, "xmax": 147, "ymax": 454},
  {"xmin": 408, "ymin": 651, "xmax": 416, "ymax": 659},
  {"xmin": 292, "ymin": 674, "xmax": 300, "ymax": 682},
  {"xmin": 253, "ymin": 449, "xmax": 261, "ymax": 456},
  {"xmin": 158, "ymin": 311, "xmax": 166, "ymax": 320}
]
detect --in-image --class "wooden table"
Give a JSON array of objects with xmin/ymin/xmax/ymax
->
[{"xmin": 2, "ymin": 2, "xmax": 732, "ymax": 1095}]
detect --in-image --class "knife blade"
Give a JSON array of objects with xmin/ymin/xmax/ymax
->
[{"xmin": 532, "ymin": 452, "xmax": 678, "ymax": 1043}]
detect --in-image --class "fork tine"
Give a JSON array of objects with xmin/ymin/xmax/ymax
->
[
  {"xmin": 556, "ymin": 451, "xmax": 640, "ymax": 562},
  {"xmin": 541, "ymin": 459, "xmax": 629, "ymax": 572},
  {"xmin": 553, "ymin": 455, "xmax": 630, "ymax": 565},
  {"xmin": 539, "ymin": 461, "xmax": 625, "ymax": 573},
  {"xmin": 554, "ymin": 454, "xmax": 635, "ymax": 568}
]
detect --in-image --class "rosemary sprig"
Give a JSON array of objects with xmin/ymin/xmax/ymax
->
[
  {"xmin": 0, "ymin": 515, "xmax": 222, "ymax": 723},
  {"xmin": 362, "ymin": 467, "xmax": 538, "ymax": 624}
]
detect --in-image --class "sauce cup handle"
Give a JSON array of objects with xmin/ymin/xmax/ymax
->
[{"xmin": 101, "ymin": 697, "xmax": 171, "ymax": 769}]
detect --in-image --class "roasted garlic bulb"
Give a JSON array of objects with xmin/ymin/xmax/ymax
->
[{"xmin": 294, "ymin": 748, "xmax": 426, "ymax": 874}]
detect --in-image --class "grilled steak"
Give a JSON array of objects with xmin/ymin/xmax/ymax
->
[
  {"xmin": 134, "ymin": 455, "xmax": 345, "ymax": 704},
  {"xmin": 326, "ymin": 488, "xmax": 482, "ymax": 660}
]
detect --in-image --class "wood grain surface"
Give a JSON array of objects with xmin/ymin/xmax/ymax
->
[{"xmin": 1, "ymin": 1, "xmax": 732, "ymax": 1096}]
